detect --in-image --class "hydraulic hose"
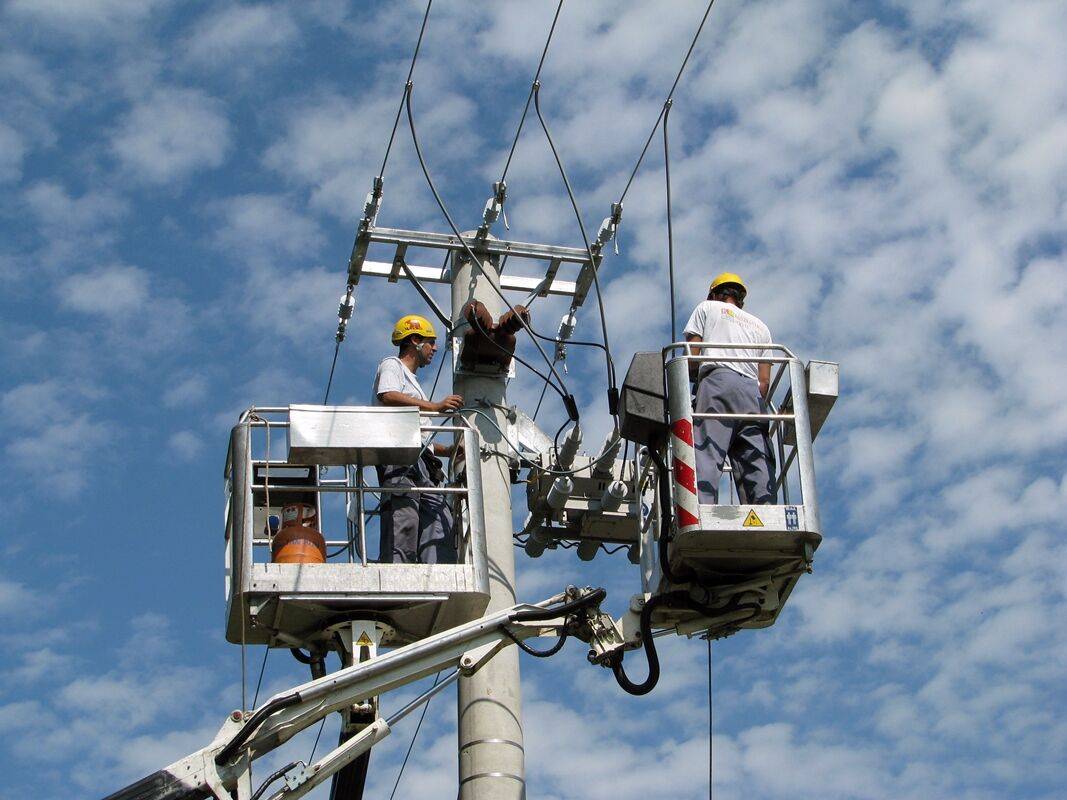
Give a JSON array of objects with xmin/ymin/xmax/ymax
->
[
  {"xmin": 647, "ymin": 449, "xmax": 685, "ymax": 586},
  {"xmin": 611, "ymin": 592, "xmax": 759, "ymax": 697},
  {"xmin": 215, "ymin": 693, "xmax": 302, "ymax": 766}
]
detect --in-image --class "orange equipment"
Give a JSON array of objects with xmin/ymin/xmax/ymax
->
[{"xmin": 270, "ymin": 503, "xmax": 327, "ymax": 564}]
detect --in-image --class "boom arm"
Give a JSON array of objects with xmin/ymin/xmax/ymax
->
[{"xmin": 103, "ymin": 586, "xmax": 616, "ymax": 800}]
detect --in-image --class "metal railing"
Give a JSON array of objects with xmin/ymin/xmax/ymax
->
[
  {"xmin": 660, "ymin": 341, "xmax": 820, "ymax": 531},
  {"xmin": 226, "ymin": 407, "xmax": 485, "ymax": 570}
]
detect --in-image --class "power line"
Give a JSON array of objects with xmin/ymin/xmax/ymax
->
[
  {"xmin": 323, "ymin": 339, "xmax": 341, "ymax": 404},
  {"xmin": 616, "ymin": 0, "xmax": 719, "ymax": 206},
  {"xmin": 404, "ymin": 83, "xmax": 578, "ymax": 418},
  {"xmin": 378, "ymin": 0, "xmax": 435, "ymax": 180},
  {"xmin": 663, "ymin": 99, "xmax": 678, "ymax": 343},
  {"xmin": 532, "ymin": 83, "xmax": 619, "ymax": 416},
  {"xmin": 497, "ymin": 0, "xmax": 566, "ymax": 185},
  {"xmin": 388, "ymin": 671, "xmax": 443, "ymax": 800}
]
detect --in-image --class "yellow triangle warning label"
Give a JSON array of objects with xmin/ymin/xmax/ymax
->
[
  {"xmin": 356, "ymin": 632, "xmax": 374, "ymax": 648},
  {"xmin": 742, "ymin": 509, "xmax": 764, "ymax": 528}
]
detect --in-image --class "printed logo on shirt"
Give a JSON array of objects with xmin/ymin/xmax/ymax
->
[{"xmin": 720, "ymin": 306, "xmax": 762, "ymax": 331}]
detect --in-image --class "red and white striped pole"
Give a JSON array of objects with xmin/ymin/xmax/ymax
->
[{"xmin": 665, "ymin": 356, "xmax": 701, "ymax": 531}]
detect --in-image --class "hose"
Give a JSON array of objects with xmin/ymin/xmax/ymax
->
[
  {"xmin": 646, "ymin": 449, "xmax": 685, "ymax": 586},
  {"xmin": 610, "ymin": 592, "xmax": 759, "ymax": 696},
  {"xmin": 250, "ymin": 761, "xmax": 301, "ymax": 800}
]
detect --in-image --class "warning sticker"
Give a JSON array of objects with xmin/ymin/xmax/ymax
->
[
  {"xmin": 742, "ymin": 509, "xmax": 764, "ymax": 528},
  {"xmin": 356, "ymin": 632, "xmax": 375, "ymax": 648}
]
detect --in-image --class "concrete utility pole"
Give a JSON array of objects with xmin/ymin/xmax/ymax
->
[{"xmin": 451, "ymin": 245, "xmax": 525, "ymax": 799}]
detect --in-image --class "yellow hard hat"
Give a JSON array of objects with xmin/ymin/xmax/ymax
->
[
  {"xmin": 709, "ymin": 272, "xmax": 747, "ymax": 294},
  {"xmin": 391, "ymin": 314, "xmax": 437, "ymax": 345}
]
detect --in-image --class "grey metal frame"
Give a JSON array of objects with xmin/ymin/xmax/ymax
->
[
  {"xmin": 346, "ymin": 224, "xmax": 603, "ymax": 307},
  {"xmin": 642, "ymin": 343, "xmax": 829, "ymax": 634},
  {"xmin": 224, "ymin": 407, "xmax": 491, "ymax": 648}
]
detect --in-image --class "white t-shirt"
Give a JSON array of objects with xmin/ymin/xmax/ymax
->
[
  {"xmin": 372, "ymin": 357, "xmax": 427, "ymax": 405},
  {"xmin": 683, "ymin": 300, "xmax": 772, "ymax": 381}
]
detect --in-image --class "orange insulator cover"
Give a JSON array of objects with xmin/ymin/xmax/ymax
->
[{"xmin": 271, "ymin": 503, "xmax": 326, "ymax": 564}]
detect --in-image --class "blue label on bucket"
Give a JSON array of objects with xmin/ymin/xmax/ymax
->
[{"xmin": 785, "ymin": 506, "xmax": 799, "ymax": 531}]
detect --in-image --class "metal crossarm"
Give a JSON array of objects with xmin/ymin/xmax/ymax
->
[{"xmin": 346, "ymin": 225, "xmax": 597, "ymax": 303}]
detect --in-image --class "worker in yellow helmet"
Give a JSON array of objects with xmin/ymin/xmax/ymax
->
[
  {"xmin": 683, "ymin": 273, "xmax": 775, "ymax": 505},
  {"xmin": 372, "ymin": 314, "xmax": 463, "ymax": 563}
]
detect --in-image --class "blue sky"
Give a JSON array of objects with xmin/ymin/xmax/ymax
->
[{"xmin": 1, "ymin": 1, "xmax": 1065, "ymax": 798}]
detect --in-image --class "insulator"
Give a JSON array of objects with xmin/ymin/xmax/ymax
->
[
  {"xmin": 556, "ymin": 425, "xmax": 582, "ymax": 469},
  {"xmin": 546, "ymin": 477, "xmax": 574, "ymax": 510},
  {"xmin": 593, "ymin": 428, "xmax": 622, "ymax": 475},
  {"xmin": 525, "ymin": 527, "xmax": 553, "ymax": 558},
  {"xmin": 338, "ymin": 292, "xmax": 356, "ymax": 321},
  {"xmin": 599, "ymin": 480, "xmax": 627, "ymax": 513},
  {"xmin": 555, "ymin": 312, "xmax": 577, "ymax": 362},
  {"xmin": 577, "ymin": 540, "xmax": 599, "ymax": 561}
]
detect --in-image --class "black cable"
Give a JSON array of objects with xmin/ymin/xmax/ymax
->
[
  {"xmin": 251, "ymin": 760, "xmax": 301, "ymax": 800},
  {"xmin": 532, "ymin": 83, "xmax": 619, "ymax": 414},
  {"xmin": 616, "ymin": 0, "xmax": 718, "ymax": 206},
  {"xmin": 708, "ymin": 636, "xmax": 713, "ymax": 800},
  {"xmin": 378, "ymin": 0, "xmax": 434, "ymax": 180},
  {"xmin": 308, "ymin": 717, "xmax": 327, "ymax": 763},
  {"xmin": 501, "ymin": 626, "xmax": 567, "ymax": 658},
  {"xmin": 664, "ymin": 99, "xmax": 678, "ymax": 344},
  {"xmin": 611, "ymin": 592, "xmax": 758, "ymax": 696},
  {"xmin": 468, "ymin": 310, "xmax": 568, "ymax": 404},
  {"xmin": 323, "ymin": 339, "xmax": 341, "ymax": 404},
  {"xmin": 388, "ymin": 672, "xmax": 442, "ymax": 800},
  {"xmin": 216, "ymin": 692, "xmax": 302, "ymax": 765},
  {"xmin": 510, "ymin": 586, "xmax": 606, "ymax": 623},
  {"xmin": 648, "ymin": 449, "xmax": 686, "ymax": 585},
  {"xmin": 600, "ymin": 543, "xmax": 630, "ymax": 555},
  {"xmin": 252, "ymin": 647, "xmax": 269, "ymax": 709},
  {"xmin": 404, "ymin": 84, "xmax": 576, "ymax": 408},
  {"xmin": 498, "ymin": 0, "xmax": 566, "ymax": 185}
]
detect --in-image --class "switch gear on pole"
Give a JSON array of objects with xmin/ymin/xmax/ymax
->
[{"xmin": 457, "ymin": 300, "xmax": 530, "ymax": 371}]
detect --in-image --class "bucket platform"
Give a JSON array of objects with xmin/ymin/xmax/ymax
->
[{"xmin": 224, "ymin": 405, "xmax": 490, "ymax": 648}]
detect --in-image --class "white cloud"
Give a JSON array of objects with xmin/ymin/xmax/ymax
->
[
  {"xmin": 211, "ymin": 193, "xmax": 322, "ymax": 262},
  {"xmin": 0, "ymin": 122, "xmax": 27, "ymax": 183},
  {"xmin": 111, "ymin": 87, "xmax": 231, "ymax": 183},
  {"xmin": 0, "ymin": 380, "xmax": 110, "ymax": 497},
  {"xmin": 162, "ymin": 374, "xmax": 208, "ymax": 408},
  {"xmin": 181, "ymin": 3, "xmax": 299, "ymax": 70},
  {"xmin": 60, "ymin": 264, "xmax": 150, "ymax": 317},
  {"xmin": 167, "ymin": 430, "xmax": 203, "ymax": 461},
  {"xmin": 0, "ymin": 577, "xmax": 41, "ymax": 619},
  {"xmin": 5, "ymin": 0, "xmax": 174, "ymax": 37}
]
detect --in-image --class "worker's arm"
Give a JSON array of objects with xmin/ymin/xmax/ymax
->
[
  {"xmin": 377, "ymin": 391, "xmax": 463, "ymax": 414},
  {"xmin": 685, "ymin": 333, "xmax": 702, "ymax": 380},
  {"xmin": 758, "ymin": 362, "xmax": 770, "ymax": 399}
]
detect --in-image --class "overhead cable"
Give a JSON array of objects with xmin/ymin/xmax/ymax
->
[
  {"xmin": 532, "ymin": 82, "xmax": 619, "ymax": 418},
  {"xmin": 404, "ymin": 83, "xmax": 579, "ymax": 418},
  {"xmin": 497, "ymin": 0, "xmax": 566, "ymax": 186},
  {"xmin": 378, "ymin": 0, "xmax": 435, "ymax": 181},
  {"xmin": 663, "ymin": 99, "xmax": 678, "ymax": 343},
  {"xmin": 615, "ymin": 0, "xmax": 718, "ymax": 206}
]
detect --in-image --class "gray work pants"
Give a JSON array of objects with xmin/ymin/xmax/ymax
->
[
  {"xmin": 376, "ymin": 455, "xmax": 456, "ymax": 564},
  {"xmin": 693, "ymin": 366, "xmax": 775, "ymax": 505}
]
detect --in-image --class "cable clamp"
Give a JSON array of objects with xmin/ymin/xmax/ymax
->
[
  {"xmin": 362, "ymin": 176, "xmax": 384, "ymax": 227},
  {"xmin": 596, "ymin": 201, "xmax": 624, "ymax": 255},
  {"xmin": 335, "ymin": 285, "xmax": 357, "ymax": 343},
  {"xmin": 479, "ymin": 180, "xmax": 508, "ymax": 236}
]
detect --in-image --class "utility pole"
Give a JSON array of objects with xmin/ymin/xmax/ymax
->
[{"xmin": 451, "ymin": 242, "xmax": 526, "ymax": 800}]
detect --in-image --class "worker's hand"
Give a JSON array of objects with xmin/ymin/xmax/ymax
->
[{"xmin": 434, "ymin": 394, "xmax": 463, "ymax": 413}]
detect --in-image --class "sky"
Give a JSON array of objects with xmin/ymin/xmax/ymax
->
[{"xmin": 1, "ymin": 0, "xmax": 1065, "ymax": 798}]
